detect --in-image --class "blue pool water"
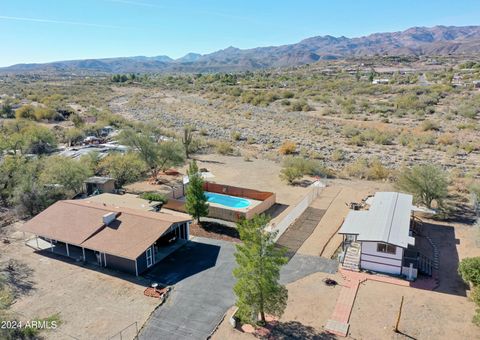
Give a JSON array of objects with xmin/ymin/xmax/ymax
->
[{"xmin": 205, "ymin": 192, "xmax": 251, "ymax": 209}]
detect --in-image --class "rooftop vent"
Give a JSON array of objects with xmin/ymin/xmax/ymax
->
[{"xmin": 103, "ymin": 212, "xmax": 117, "ymax": 225}]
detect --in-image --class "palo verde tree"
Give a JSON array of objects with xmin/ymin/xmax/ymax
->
[
  {"xmin": 233, "ymin": 214, "xmax": 288, "ymax": 325},
  {"xmin": 184, "ymin": 160, "xmax": 209, "ymax": 223},
  {"xmin": 396, "ymin": 164, "xmax": 448, "ymax": 209},
  {"xmin": 118, "ymin": 129, "xmax": 184, "ymax": 178}
]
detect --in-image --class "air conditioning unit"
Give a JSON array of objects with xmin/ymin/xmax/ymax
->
[{"xmin": 103, "ymin": 212, "xmax": 117, "ymax": 225}]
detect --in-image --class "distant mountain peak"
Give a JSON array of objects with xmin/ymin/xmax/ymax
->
[{"xmin": 2, "ymin": 25, "xmax": 480, "ymax": 74}]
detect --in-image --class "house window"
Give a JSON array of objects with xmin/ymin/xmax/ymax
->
[{"xmin": 377, "ymin": 243, "xmax": 396, "ymax": 254}]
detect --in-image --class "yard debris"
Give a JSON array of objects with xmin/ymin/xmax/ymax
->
[
  {"xmin": 144, "ymin": 286, "xmax": 170, "ymax": 299},
  {"xmin": 323, "ymin": 278, "xmax": 338, "ymax": 286}
]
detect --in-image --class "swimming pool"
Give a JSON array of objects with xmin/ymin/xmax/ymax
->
[{"xmin": 205, "ymin": 192, "xmax": 251, "ymax": 209}]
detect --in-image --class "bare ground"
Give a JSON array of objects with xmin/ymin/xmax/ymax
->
[{"xmin": 1, "ymin": 223, "xmax": 159, "ymax": 340}]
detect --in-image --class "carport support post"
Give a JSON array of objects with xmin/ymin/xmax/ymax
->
[
  {"xmin": 82, "ymin": 247, "xmax": 86, "ymax": 261},
  {"xmin": 135, "ymin": 259, "xmax": 138, "ymax": 277},
  {"xmin": 50, "ymin": 239, "xmax": 53, "ymax": 252},
  {"xmin": 35, "ymin": 236, "xmax": 39, "ymax": 249},
  {"xmin": 66, "ymin": 243, "xmax": 70, "ymax": 257}
]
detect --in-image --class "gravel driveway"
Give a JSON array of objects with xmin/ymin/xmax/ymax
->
[{"xmin": 138, "ymin": 237, "xmax": 337, "ymax": 340}]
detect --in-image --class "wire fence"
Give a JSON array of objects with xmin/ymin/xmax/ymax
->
[
  {"xmin": 107, "ymin": 321, "xmax": 139, "ymax": 340},
  {"xmin": 108, "ymin": 321, "xmax": 138, "ymax": 340}
]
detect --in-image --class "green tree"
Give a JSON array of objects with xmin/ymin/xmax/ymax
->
[
  {"xmin": 233, "ymin": 214, "xmax": 288, "ymax": 324},
  {"xmin": 396, "ymin": 164, "xmax": 448, "ymax": 209},
  {"xmin": 184, "ymin": 160, "xmax": 208, "ymax": 222},
  {"xmin": 119, "ymin": 129, "xmax": 184, "ymax": 178},
  {"xmin": 0, "ymin": 99, "xmax": 13, "ymax": 118},
  {"xmin": 98, "ymin": 153, "xmax": 147, "ymax": 187},
  {"xmin": 40, "ymin": 156, "xmax": 92, "ymax": 194}
]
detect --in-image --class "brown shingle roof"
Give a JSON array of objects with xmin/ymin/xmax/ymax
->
[{"xmin": 22, "ymin": 200, "xmax": 192, "ymax": 260}]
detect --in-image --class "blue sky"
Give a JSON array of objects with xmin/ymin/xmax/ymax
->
[{"xmin": 1, "ymin": 0, "xmax": 479, "ymax": 66}]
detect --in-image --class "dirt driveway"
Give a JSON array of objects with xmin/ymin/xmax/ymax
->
[{"xmin": 1, "ymin": 223, "xmax": 159, "ymax": 340}]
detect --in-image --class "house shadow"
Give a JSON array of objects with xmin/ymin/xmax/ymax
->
[
  {"xmin": 264, "ymin": 203, "xmax": 289, "ymax": 219},
  {"xmin": 418, "ymin": 221, "xmax": 468, "ymax": 297},
  {"xmin": 266, "ymin": 321, "xmax": 337, "ymax": 340},
  {"xmin": 34, "ymin": 249, "xmax": 151, "ymax": 287},
  {"xmin": 143, "ymin": 240, "xmax": 220, "ymax": 285}
]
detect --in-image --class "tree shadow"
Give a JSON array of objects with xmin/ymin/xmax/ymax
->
[
  {"xmin": 1, "ymin": 259, "xmax": 36, "ymax": 298},
  {"xmin": 441, "ymin": 202, "xmax": 477, "ymax": 225},
  {"xmin": 191, "ymin": 221, "xmax": 240, "ymax": 241},
  {"xmin": 265, "ymin": 321, "xmax": 337, "ymax": 340}
]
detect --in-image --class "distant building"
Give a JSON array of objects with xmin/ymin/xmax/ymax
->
[
  {"xmin": 372, "ymin": 78, "xmax": 389, "ymax": 84},
  {"xmin": 473, "ymin": 80, "xmax": 480, "ymax": 89}
]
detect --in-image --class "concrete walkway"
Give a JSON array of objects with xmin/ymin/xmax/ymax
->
[{"xmin": 325, "ymin": 269, "xmax": 409, "ymax": 337}]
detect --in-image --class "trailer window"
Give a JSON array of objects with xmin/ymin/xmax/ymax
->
[{"xmin": 377, "ymin": 243, "xmax": 396, "ymax": 254}]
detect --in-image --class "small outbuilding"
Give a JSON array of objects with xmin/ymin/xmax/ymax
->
[
  {"xmin": 22, "ymin": 200, "xmax": 192, "ymax": 276},
  {"xmin": 84, "ymin": 176, "xmax": 116, "ymax": 196}
]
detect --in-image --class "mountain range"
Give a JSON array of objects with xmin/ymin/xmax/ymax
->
[{"xmin": 2, "ymin": 25, "xmax": 480, "ymax": 74}]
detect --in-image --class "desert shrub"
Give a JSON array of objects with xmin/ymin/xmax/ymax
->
[
  {"xmin": 140, "ymin": 192, "xmax": 168, "ymax": 203},
  {"xmin": 361, "ymin": 129, "xmax": 395, "ymax": 145},
  {"xmin": 279, "ymin": 166, "xmax": 303, "ymax": 184},
  {"xmin": 349, "ymin": 135, "xmax": 365, "ymax": 146},
  {"xmin": 291, "ymin": 99, "xmax": 312, "ymax": 112},
  {"xmin": 421, "ymin": 119, "xmax": 440, "ymax": 131},
  {"xmin": 282, "ymin": 91, "xmax": 295, "ymax": 99},
  {"xmin": 215, "ymin": 141, "xmax": 234, "ymax": 155},
  {"xmin": 342, "ymin": 125, "xmax": 361, "ymax": 138},
  {"xmin": 15, "ymin": 104, "xmax": 36, "ymax": 120},
  {"xmin": 231, "ymin": 131, "xmax": 242, "ymax": 141},
  {"xmin": 331, "ymin": 149, "xmax": 345, "ymax": 162},
  {"xmin": 279, "ymin": 141, "xmax": 297, "ymax": 155},
  {"xmin": 456, "ymin": 104, "xmax": 478, "ymax": 119},
  {"xmin": 459, "ymin": 257, "xmax": 480, "ymax": 286},
  {"xmin": 437, "ymin": 133, "xmax": 456, "ymax": 146},
  {"xmin": 282, "ymin": 156, "xmax": 333, "ymax": 178},
  {"xmin": 344, "ymin": 157, "xmax": 389, "ymax": 180}
]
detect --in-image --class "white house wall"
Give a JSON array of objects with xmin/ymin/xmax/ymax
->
[{"xmin": 360, "ymin": 241, "xmax": 403, "ymax": 275}]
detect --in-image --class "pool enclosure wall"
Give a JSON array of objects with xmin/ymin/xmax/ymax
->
[{"xmin": 164, "ymin": 182, "xmax": 276, "ymax": 222}]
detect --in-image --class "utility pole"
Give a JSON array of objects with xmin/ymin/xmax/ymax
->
[{"xmin": 394, "ymin": 295, "xmax": 404, "ymax": 333}]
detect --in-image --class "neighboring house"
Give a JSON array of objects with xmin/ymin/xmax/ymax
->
[
  {"xmin": 339, "ymin": 192, "xmax": 429, "ymax": 280},
  {"xmin": 22, "ymin": 200, "xmax": 192, "ymax": 276}
]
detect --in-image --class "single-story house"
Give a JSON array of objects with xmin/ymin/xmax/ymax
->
[
  {"xmin": 339, "ymin": 192, "xmax": 422, "ymax": 279},
  {"xmin": 22, "ymin": 200, "xmax": 192, "ymax": 276}
]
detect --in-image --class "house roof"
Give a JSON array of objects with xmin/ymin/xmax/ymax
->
[
  {"xmin": 85, "ymin": 176, "xmax": 114, "ymax": 184},
  {"xmin": 84, "ymin": 193, "xmax": 161, "ymax": 212},
  {"xmin": 339, "ymin": 192, "xmax": 415, "ymax": 248},
  {"xmin": 22, "ymin": 200, "xmax": 192, "ymax": 260}
]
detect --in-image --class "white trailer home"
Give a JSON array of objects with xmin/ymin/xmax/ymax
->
[{"xmin": 339, "ymin": 192, "xmax": 426, "ymax": 280}]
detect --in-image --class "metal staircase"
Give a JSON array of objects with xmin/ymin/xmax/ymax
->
[{"xmin": 341, "ymin": 242, "xmax": 361, "ymax": 272}]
